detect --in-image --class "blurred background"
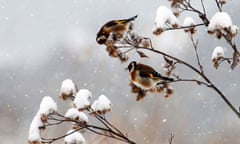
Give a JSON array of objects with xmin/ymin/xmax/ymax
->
[{"xmin": 0, "ymin": 0, "xmax": 240, "ymax": 143}]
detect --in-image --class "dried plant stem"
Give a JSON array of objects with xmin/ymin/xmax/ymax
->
[{"xmin": 41, "ymin": 112, "xmax": 136, "ymax": 144}]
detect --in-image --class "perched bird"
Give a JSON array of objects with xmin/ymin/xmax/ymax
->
[
  {"xmin": 96, "ymin": 15, "xmax": 138, "ymax": 45},
  {"xmin": 127, "ymin": 61, "xmax": 174, "ymax": 90}
]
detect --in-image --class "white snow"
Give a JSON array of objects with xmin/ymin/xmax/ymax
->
[
  {"xmin": 208, "ymin": 12, "xmax": 232, "ymax": 31},
  {"xmin": 73, "ymin": 89, "xmax": 92, "ymax": 110},
  {"xmin": 162, "ymin": 118, "xmax": 167, "ymax": 123},
  {"xmin": 64, "ymin": 130, "xmax": 86, "ymax": 144},
  {"xmin": 28, "ymin": 96, "xmax": 57, "ymax": 143},
  {"xmin": 211, "ymin": 46, "xmax": 224, "ymax": 60},
  {"xmin": 65, "ymin": 108, "xmax": 88, "ymax": 123},
  {"xmin": 155, "ymin": 6, "xmax": 179, "ymax": 28},
  {"xmin": 91, "ymin": 94, "xmax": 111, "ymax": 113},
  {"xmin": 183, "ymin": 17, "xmax": 196, "ymax": 27},
  {"xmin": 39, "ymin": 96, "xmax": 57, "ymax": 115},
  {"xmin": 28, "ymin": 112, "xmax": 43, "ymax": 143},
  {"xmin": 60, "ymin": 79, "xmax": 77, "ymax": 98},
  {"xmin": 230, "ymin": 25, "xmax": 239, "ymax": 36}
]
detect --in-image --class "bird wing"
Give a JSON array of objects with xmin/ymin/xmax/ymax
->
[
  {"xmin": 137, "ymin": 63, "xmax": 157, "ymax": 79},
  {"xmin": 105, "ymin": 15, "xmax": 138, "ymax": 28}
]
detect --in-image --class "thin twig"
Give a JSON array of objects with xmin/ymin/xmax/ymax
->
[
  {"xmin": 215, "ymin": 0, "xmax": 222, "ymax": 12},
  {"xmin": 42, "ymin": 111, "xmax": 136, "ymax": 144},
  {"xmin": 189, "ymin": 34, "xmax": 203, "ymax": 73},
  {"xmin": 168, "ymin": 133, "xmax": 174, "ymax": 144},
  {"xmin": 165, "ymin": 23, "xmax": 205, "ymax": 31},
  {"xmin": 41, "ymin": 127, "xmax": 83, "ymax": 144},
  {"xmin": 200, "ymin": 0, "xmax": 206, "ymax": 15}
]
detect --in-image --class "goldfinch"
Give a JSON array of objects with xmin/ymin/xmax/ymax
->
[
  {"xmin": 96, "ymin": 15, "xmax": 138, "ymax": 45},
  {"xmin": 127, "ymin": 61, "xmax": 174, "ymax": 90}
]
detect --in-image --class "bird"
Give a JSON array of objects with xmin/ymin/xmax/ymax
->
[
  {"xmin": 96, "ymin": 15, "xmax": 138, "ymax": 45},
  {"xmin": 127, "ymin": 61, "xmax": 174, "ymax": 90}
]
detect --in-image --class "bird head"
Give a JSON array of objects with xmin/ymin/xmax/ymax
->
[
  {"xmin": 127, "ymin": 61, "xmax": 137, "ymax": 72},
  {"xmin": 96, "ymin": 29, "xmax": 109, "ymax": 44}
]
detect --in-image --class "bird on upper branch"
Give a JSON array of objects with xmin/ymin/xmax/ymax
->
[{"xmin": 96, "ymin": 15, "xmax": 138, "ymax": 45}]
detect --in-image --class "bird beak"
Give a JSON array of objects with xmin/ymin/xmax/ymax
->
[{"xmin": 96, "ymin": 35, "xmax": 107, "ymax": 44}]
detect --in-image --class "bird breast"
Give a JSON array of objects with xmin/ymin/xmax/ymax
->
[{"xmin": 130, "ymin": 71, "xmax": 159, "ymax": 90}]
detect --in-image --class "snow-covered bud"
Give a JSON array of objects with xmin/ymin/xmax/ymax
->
[
  {"xmin": 153, "ymin": 6, "xmax": 179, "ymax": 35},
  {"xmin": 91, "ymin": 95, "xmax": 111, "ymax": 115},
  {"xmin": 60, "ymin": 79, "xmax": 77, "ymax": 100},
  {"xmin": 39, "ymin": 96, "xmax": 57, "ymax": 122},
  {"xmin": 211, "ymin": 46, "xmax": 225, "ymax": 69},
  {"xmin": 65, "ymin": 108, "xmax": 88, "ymax": 123},
  {"xmin": 28, "ymin": 113, "xmax": 43, "ymax": 144},
  {"xmin": 211, "ymin": 46, "xmax": 224, "ymax": 60},
  {"xmin": 230, "ymin": 25, "xmax": 239, "ymax": 37},
  {"xmin": 73, "ymin": 89, "xmax": 92, "ymax": 111},
  {"xmin": 208, "ymin": 12, "xmax": 232, "ymax": 32},
  {"xmin": 183, "ymin": 17, "xmax": 196, "ymax": 34}
]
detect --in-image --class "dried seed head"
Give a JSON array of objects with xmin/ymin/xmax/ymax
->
[
  {"xmin": 153, "ymin": 28, "xmax": 164, "ymax": 35},
  {"xmin": 215, "ymin": 30, "xmax": 222, "ymax": 39},
  {"xmin": 136, "ymin": 90, "xmax": 147, "ymax": 101},
  {"xmin": 164, "ymin": 94, "xmax": 170, "ymax": 98},
  {"xmin": 118, "ymin": 53, "xmax": 129, "ymax": 62},
  {"xmin": 40, "ymin": 114, "xmax": 48, "ymax": 123},
  {"xmin": 156, "ymin": 86, "xmax": 164, "ymax": 93},
  {"xmin": 106, "ymin": 46, "xmax": 119, "ymax": 57},
  {"xmin": 166, "ymin": 87, "xmax": 174, "ymax": 95},
  {"xmin": 172, "ymin": 23, "xmax": 179, "ymax": 28},
  {"xmin": 213, "ymin": 59, "xmax": 220, "ymax": 69}
]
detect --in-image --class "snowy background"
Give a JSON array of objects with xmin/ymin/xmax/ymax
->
[{"xmin": 0, "ymin": 0, "xmax": 240, "ymax": 143}]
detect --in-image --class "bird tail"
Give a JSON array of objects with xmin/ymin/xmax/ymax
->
[
  {"xmin": 127, "ymin": 15, "xmax": 138, "ymax": 21},
  {"xmin": 152, "ymin": 72, "xmax": 174, "ymax": 81},
  {"xmin": 116, "ymin": 15, "xmax": 138, "ymax": 25},
  {"xmin": 160, "ymin": 75, "xmax": 174, "ymax": 82}
]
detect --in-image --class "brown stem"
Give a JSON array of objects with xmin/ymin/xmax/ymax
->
[
  {"xmin": 189, "ymin": 34, "xmax": 203, "ymax": 73},
  {"xmin": 42, "ymin": 111, "xmax": 136, "ymax": 144}
]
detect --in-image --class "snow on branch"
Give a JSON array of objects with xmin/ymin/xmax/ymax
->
[
  {"xmin": 94, "ymin": 0, "xmax": 240, "ymax": 118},
  {"xmin": 28, "ymin": 79, "xmax": 135, "ymax": 144},
  {"xmin": 28, "ymin": 113, "xmax": 43, "ymax": 144},
  {"xmin": 28, "ymin": 96, "xmax": 57, "ymax": 144},
  {"xmin": 64, "ymin": 130, "xmax": 86, "ymax": 144}
]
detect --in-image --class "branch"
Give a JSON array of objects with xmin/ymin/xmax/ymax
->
[
  {"xmin": 165, "ymin": 23, "xmax": 205, "ymax": 31},
  {"xmin": 41, "ymin": 127, "xmax": 83, "ymax": 144},
  {"xmin": 176, "ymin": 0, "xmax": 239, "ymax": 68},
  {"xmin": 189, "ymin": 34, "xmax": 203, "ymax": 73},
  {"xmin": 41, "ymin": 111, "xmax": 136, "ymax": 144},
  {"xmin": 168, "ymin": 133, "xmax": 174, "ymax": 144},
  {"xmin": 138, "ymin": 46, "xmax": 240, "ymax": 118},
  {"xmin": 215, "ymin": 0, "xmax": 222, "ymax": 12},
  {"xmin": 113, "ymin": 34, "xmax": 240, "ymax": 118}
]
